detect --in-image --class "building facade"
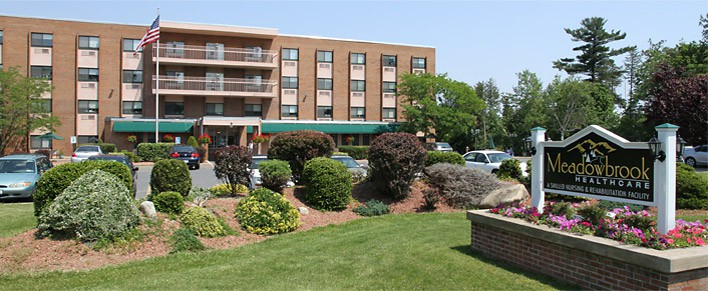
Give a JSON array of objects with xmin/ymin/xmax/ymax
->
[{"xmin": 0, "ymin": 15, "xmax": 435, "ymax": 155}]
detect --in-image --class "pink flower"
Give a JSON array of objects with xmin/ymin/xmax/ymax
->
[{"xmin": 696, "ymin": 238, "xmax": 705, "ymax": 246}]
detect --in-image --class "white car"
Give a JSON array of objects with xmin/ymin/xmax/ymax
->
[
  {"xmin": 683, "ymin": 145, "xmax": 707, "ymax": 168},
  {"xmin": 71, "ymin": 145, "xmax": 103, "ymax": 162},
  {"xmin": 462, "ymin": 150, "xmax": 527, "ymax": 176}
]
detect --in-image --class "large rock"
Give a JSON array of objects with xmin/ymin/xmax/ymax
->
[
  {"xmin": 139, "ymin": 201, "xmax": 157, "ymax": 218},
  {"xmin": 478, "ymin": 184, "xmax": 529, "ymax": 208}
]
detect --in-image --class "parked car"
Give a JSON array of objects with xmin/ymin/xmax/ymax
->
[
  {"xmin": 169, "ymin": 145, "xmax": 200, "ymax": 170},
  {"xmin": 462, "ymin": 150, "xmax": 527, "ymax": 176},
  {"xmin": 425, "ymin": 142, "xmax": 454, "ymax": 152},
  {"xmin": 87, "ymin": 155, "xmax": 139, "ymax": 197},
  {"xmin": 683, "ymin": 145, "xmax": 707, "ymax": 168},
  {"xmin": 330, "ymin": 155, "xmax": 367, "ymax": 177},
  {"xmin": 249, "ymin": 155, "xmax": 295, "ymax": 189},
  {"xmin": 0, "ymin": 154, "xmax": 53, "ymax": 201},
  {"xmin": 71, "ymin": 145, "xmax": 103, "ymax": 162}
]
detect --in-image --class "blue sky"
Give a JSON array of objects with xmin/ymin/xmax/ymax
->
[{"xmin": 2, "ymin": 1, "xmax": 705, "ymax": 96}]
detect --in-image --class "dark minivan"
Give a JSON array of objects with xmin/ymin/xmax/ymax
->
[{"xmin": 169, "ymin": 146, "xmax": 200, "ymax": 170}]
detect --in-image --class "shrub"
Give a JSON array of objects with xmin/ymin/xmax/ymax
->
[
  {"xmin": 136, "ymin": 142, "xmax": 175, "ymax": 162},
  {"xmin": 187, "ymin": 136, "xmax": 199, "ymax": 148},
  {"xmin": 34, "ymin": 160, "xmax": 133, "ymax": 217},
  {"xmin": 676, "ymin": 163, "xmax": 708, "ymax": 209},
  {"xmin": 195, "ymin": 146, "xmax": 207, "ymax": 162},
  {"xmin": 268, "ymin": 130, "xmax": 335, "ymax": 183},
  {"xmin": 497, "ymin": 158, "xmax": 522, "ymax": 180},
  {"xmin": 547, "ymin": 201, "xmax": 575, "ymax": 219},
  {"xmin": 353, "ymin": 199, "xmax": 390, "ymax": 216},
  {"xmin": 209, "ymin": 183, "xmax": 248, "ymax": 197},
  {"xmin": 116, "ymin": 150, "xmax": 141, "ymax": 163},
  {"xmin": 338, "ymin": 146, "xmax": 369, "ymax": 159},
  {"xmin": 170, "ymin": 228, "xmax": 205, "ymax": 254},
  {"xmin": 424, "ymin": 163, "xmax": 502, "ymax": 208},
  {"xmin": 150, "ymin": 159, "xmax": 192, "ymax": 197},
  {"xmin": 302, "ymin": 157, "xmax": 352, "ymax": 211},
  {"xmin": 212, "ymin": 145, "xmax": 251, "ymax": 196},
  {"xmin": 234, "ymin": 188, "xmax": 300, "ymax": 235},
  {"xmin": 259, "ymin": 159, "xmax": 292, "ymax": 193},
  {"xmin": 425, "ymin": 151, "xmax": 464, "ymax": 167},
  {"xmin": 577, "ymin": 204, "xmax": 606, "ymax": 225},
  {"xmin": 368, "ymin": 133, "xmax": 426, "ymax": 199},
  {"xmin": 37, "ymin": 169, "xmax": 140, "ymax": 242},
  {"xmin": 187, "ymin": 187, "xmax": 212, "ymax": 207},
  {"xmin": 180, "ymin": 207, "xmax": 225, "ymax": 237},
  {"xmin": 422, "ymin": 188, "xmax": 441, "ymax": 210},
  {"xmin": 152, "ymin": 191, "xmax": 185, "ymax": 215}
]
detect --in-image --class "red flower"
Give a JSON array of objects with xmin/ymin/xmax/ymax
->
[{"xmin": 198, "ymin": 134, "xmax": 212, "ymax": 144}]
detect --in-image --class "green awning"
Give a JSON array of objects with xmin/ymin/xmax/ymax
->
[
  {"xmin": 113, "ymin": 121, "xmax": 194, "ymax": 133},
  {"xmin": 256, "ymin": 123, "xmax": 398, "ymax": 134}
]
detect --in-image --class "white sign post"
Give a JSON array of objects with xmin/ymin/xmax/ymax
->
[
  {"xmin": 655, "ymin": 124, "xmax": 678, "ymax": 234},
  {"xmin": 530, "ymin": 127, "xmax": 546, "ymax": 213}
]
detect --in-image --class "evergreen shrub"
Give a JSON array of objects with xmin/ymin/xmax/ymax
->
[
  {"xmin": 150, "ymin": 159, "xmax": 192, "ymax": 197},
  {"xmin": 424, "ymin": 163, "xmax": 502, "ymax": 208},
  {"xmin": 152, "ymin": 191, "xmax": 185, "ymax": 215},
  {"xmin": 234, "ymin": 188, "xmax": 300, "ymax": 235},
  {"xmin": 180, "ymin": 207, "xmax": 225, "ymax": 237},
  {"xmin": 353, "ymin": 199, "xmax": 390, "ymax": 216},
  {"xmin": 136, "ymin": 142, "xmax": 175, "ymax": 162},
  {"xmin": 187, "ymin": 136, "xmax": 199, "ymax": 148},
  {"xmin": 425, "ymin": 151, "xmax": 464, "ymax": 167},
  {"xmin": 497, "ymin": 158, "xmax": 522, "ymax": 180},
  {"xmin": 338, "ymin": 146, "xmax": 369, "ymax": 159},
  {"xmin": 259, "ymin": 159, "xmax": 292, "ymax": 193},
  {"xmin": 676, "ymin": 163, "xmax": 708, "ymax": 209},
  {"xmin": 302, "ymin": 157, "xmax": 352, "ymax": 211},
  {"xmin": 170, "ymin": 228, "xmax": 205, "ymax": 254}
]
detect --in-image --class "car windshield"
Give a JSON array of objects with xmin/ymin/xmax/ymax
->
[
  {"xmin": 487, "ymin": 153, "xmax": 513, "ymax": 163},
  {"xmin": 251, "ymin": 158, "xmax": 267, "ymax": 169},
  {"xmin": 437, "ymin": 143, "xmax": 452, "ymax": 148},
  {"xmin": 76, "ymin": 146, "xmax": 99, "ymax": 152},
  {"xmin": 333, "ymin": 157, "xmax": 360, "ymax": 168},
  {"xmin": 172, "ymin": 146, "xmax": 195, "ymax": 153},
  {"xmin": 0, "ymin": 159, "xmax": 36, "ymax": 173}
]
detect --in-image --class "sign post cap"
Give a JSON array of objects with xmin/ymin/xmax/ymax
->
[
  {"xmin": 530, "ymin": 127, "xmax": 546, "ymax": 132},
  {"xmin": 655, "ymin": 123, "xmax": 679, "ymax": 130}
]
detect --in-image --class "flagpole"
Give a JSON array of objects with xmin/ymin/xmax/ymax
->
[{"xmin": 154, "ymin": 10, "xmax": 160, "ymax": 143}]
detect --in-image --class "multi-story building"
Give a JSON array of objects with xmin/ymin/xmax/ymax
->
[{"xmin": 0, "ymin": 15, "xmax": 435, "ymax": 155}]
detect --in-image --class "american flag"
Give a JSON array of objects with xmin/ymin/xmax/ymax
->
[{"xmin": 134, "ymin": 15, "xmax": 160, "ymax": 54}]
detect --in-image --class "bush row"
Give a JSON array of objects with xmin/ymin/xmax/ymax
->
[
  {"xmin": 338, "ymin": 146, "xmax": 369, "ymax": 160},
  {"xmin": 136, "ymin": 143, "xmax": 175, "ymax": 162},
  {"xmin": 269, "ymin": 130, "xmax": 335, "ymax": 183}
]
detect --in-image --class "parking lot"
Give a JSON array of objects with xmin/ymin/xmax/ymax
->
[{"xmin": 135, "ymin": 161, "xmax": 221, "ymax": 199}]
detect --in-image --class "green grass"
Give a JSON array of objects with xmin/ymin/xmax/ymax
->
[
  {"xmin": 678, "ymin": 214, "xmax": 708, "ymax": 222},
  {"xmin": 697, "ymin": 170, "xmax": 708, "ymax": 180},
  {"xmin": 0, "ymin": 203, "xmax": 36, "ymax": 237},
  {"xmin": 0, "ymin": 213, "xmax": 574, "ymax": 290}
]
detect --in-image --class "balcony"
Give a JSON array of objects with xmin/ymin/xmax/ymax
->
[
  {"xmin": 153, "ymin": 76, "xmax": 277, "ymax": 98},
  {"xmin": 153, "ymin": 45, "xmax": 278, "ymax": 70}
]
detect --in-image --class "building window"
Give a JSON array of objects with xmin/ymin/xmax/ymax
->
[
  {"xmin": 0, "ymin": 31, "xmax": 3, "ymax": 44},
  {"xmin": 350, "ymin": 107, "xmax": 365, "ymax": 119},
  {"xmin": 123, "ymin": 39, "xmax": 141, "ymax": 52},
  {"xmin": 78, "ymin": 68, "xmax": 99, "ymax": 82},
  {"xmin": 317, "ymin": 50, "xmax": 333, "ymax": 63},
  {"xmin": 78, "ymin": 100, "xmax": 99, "ymax": 114},
  {"xmin": 351, "ymin": 53, "xmax": 365, "ymax": 65},
  {"xmin": 282, "ymin": 77, "xmax": 298, "ymax": 89},
  {"xmin": 165, "ymin": 41, "xmax": 184, "ymax": 56},
  {"xmin": 31, "ymin": 33, "xmax": 53, "ymax": 47},
  {"xmin": 317, "ymin": 106, "xmax": 333, "ymax": 118},
  {"xmin": 412, "ymin": 57, "xmax": 426, "ymax": 69},
  {"xmin": 77, "ymin": 136, "xmax": 99, "ymax": 144},
  {"xmin": 383, "ymin": 82, "xmax": 397, "ymax": 93},
  {"xmin": 351, "ymin": 80, "xmax": 365, "ymax": 92},
  {"xmin": 382, "ymin": 108, "xmax": 396, "ymax": 119},
  {"xmin": 282, "ymin": 105, "xmax": 298, "ymax": 118},
  {"xmin": 205, "ymin": 103, "xmax": 224, "ymax": 116},
  {"xmin": 245, "ymin": 104, "xmax": 262, "ymax": 117},
  {"xmin": 30, "ymin": 66, "xmax": 52, "ymax": 80},
  {"xmin": 382, "ymin": 55, "xmax": 397, "ymax": 67},
  {"xmin": 282, "ymin": 48, "xmax": 298, "ymax": 61},
  {"xmin": 30, "ymin": 135, "xmax": 51, "ymax": 149},
  {"xmin": 79, "ymin": 36, "xmax": 99, "ymax": 50},
  {"xmin": 39, "ymin": 99, "xmax": 52, "ymax": 113},
  {"xmin": 165, "ymin": 102, "xmax": 184, "ymax": 116},
  {"xmin": 123, "ymin": 70, "xmax": 142, "ymax": 83},
  {"xmin": 122, "ymin": 101, "xmax": 142, "ymax": 114},
  {"xmin": 317, "ymin": 78, "xmax": 333, "ymax": 90},
  {"xmin": 363, "ymin": 134, "xmax": 371, "ymax": 146}
]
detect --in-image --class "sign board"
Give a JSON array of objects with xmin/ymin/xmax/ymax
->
[
  {"xmin": 70, "ymin": 136, "xmax": 77, "ymax": 144},
  {"xmin": 175, "ymin": 137, "xmax": 181, "ymax": 144}
]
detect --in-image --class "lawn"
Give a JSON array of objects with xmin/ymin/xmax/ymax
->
[
  {"xmin": 0, "ymin": 212, "xmax": 575, "ymax": 290},
  {"xmin": 0, "ymin": 203, "xmax": 36, "ymax": 237},
  {"xmin": 697, "ymin": 170, "xmax": 708, "ymax": 180}
]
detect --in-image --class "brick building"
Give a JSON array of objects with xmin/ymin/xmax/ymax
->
[{"xmin": 0, "ymin": 15, "xmax": 435, "ymax": 155}]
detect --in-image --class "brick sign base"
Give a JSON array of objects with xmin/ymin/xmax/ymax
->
[{"xmin": 467, "ymin": 210, "xmax": 708, "ymax": 290}]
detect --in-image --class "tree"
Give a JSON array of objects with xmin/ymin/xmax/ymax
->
[
  {"xmin": 474, "ymin": 79, "xmax": 504, "ymax": 149},
  {"xmin": 544, "ymin": 77, "xmax": 595, "ymax": 140},
  {"xmin": 0, "ymin": 67, "xmax": 59, "ymax": 155},
  {"xmin": 212, "ymin": 145, "xmax": 251, "ymax": 195},
  {"xmin": 502, "ymin": 70, "xmax": 547, "ymax": 150}
]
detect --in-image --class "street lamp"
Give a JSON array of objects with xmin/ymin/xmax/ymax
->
[
  {"xmin": 523, "ymin": 137, "xmax": 536, "ymax": 156},
  {"xmin": 676, "ymin": 135, "xmax": 686, "ymax": 161}
]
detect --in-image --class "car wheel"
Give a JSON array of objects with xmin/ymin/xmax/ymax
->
[
  {"xmin": 685, "ymin": 157, "xmax": 697, "ymax": 168},
  {"xmin": 195, "ymin": 164, "xmax": 200, "ymax": 170},
  {"xmin": 491, "ymin": 169, "xmax": 498, "ymax": 174}
]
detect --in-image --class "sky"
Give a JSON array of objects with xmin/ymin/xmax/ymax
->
[{"xmin": 1, "ymin": 0, "xmax": 705, "ymax": 97}]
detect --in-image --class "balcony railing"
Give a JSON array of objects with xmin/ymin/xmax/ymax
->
[
  {"xmin": 153, "ymin": 76, "xmax": 278, "ymax": 98},
  {"xmin": 153, "ymin": 45, "xmax": 278, "ymax": 68}
]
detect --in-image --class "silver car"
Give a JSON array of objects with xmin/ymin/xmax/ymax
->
[
  {"xmin": 684, "ymin": 145, "xmax": 707, "ymax": 168},
  {"xmin": 71, "ymin": 145, "xmax": 103, "ymax": 162},
  {"xmin": 330, "ymin": 155, "xmax": 368, "ymax": 177},
  {"xmin": 0, "ymin": 154, "xmax": 53, "ymax": 200}
]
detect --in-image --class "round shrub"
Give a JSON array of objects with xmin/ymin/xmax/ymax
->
[
  {"xmin": 152, "ymin": 191, "xmax": 185, "ymax": 215},
  {"xmin": 302, "ymin": 157, "xmax": 352, "ymax": 211},
  {"xmin": 259, "ymin": 159, "xmax": 292, "ymax": 193},
  {"xmin": 180, "ymin": 207, "xmax": 225, "ymax": 238},
  {"xmin": 209, "ymin": 183, "xmax": 248, "ymax": 197},
  {"xmin": 187, "ymin": 136, "xmax": 199, "ymax": 148},
  {"xmin": 497, "ymin": 158, "xmax": 522, "ymax": 180},
  {"xmin": 424, "ymin": 163, "xmax": 502, "ymax": 208},
  {"xmin": 150, "ymin": 159, "xmax": 192, "ymax": 198},
  {"xmin": 34, "ymin": 160, "xmax": 133, "ymax": 217},
  {"xmin": 676, "ymin": 163, "xmax": 708, "ymax": 209},
  {"xmin": 212, "ymin": 145, "xmax": 251, "ymax": 196},
  {"xmin": 37, "ymin": 169, "xmax": 140, "ymax": 242},
  {"xmin": 425, "ymin": 151, "xmax": 464, "ymax": 167},
  {"xmin": 170, "ymin": 228, "xmax": 205, "ymax": 254},
  {"xmin": 234, "ymin": 188, "xmax": 300, "ymax": 235},
  {"xmin": 268, "ymin": 130, "xmax": 335, "ymax": 183},
  {"xmin": 368, "ymin": 132, "xmax": 426, "ymax": 199}
]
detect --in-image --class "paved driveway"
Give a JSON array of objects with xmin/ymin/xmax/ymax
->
[{"xmin": 135, "ymin": 162, "xmax": 221, "ymax": 199}]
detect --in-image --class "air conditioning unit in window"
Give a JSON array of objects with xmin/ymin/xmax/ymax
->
[
  {"xmin": 352, "ymin": 92, "xmax": 364, "ymax": 98},
  {"xmin": 319, "ymin": 91, "xmax": 331, "ymax": 97},
  {"xmin": 384, "ymin": 67, "xmax": 395, "ymax": 72},
  {"xmin": 383, "ymin": 93, "xmax": 395, "ymax": 99},
  {"xmin": 81, "ymin": 83, "xmax": 96, "ymax": 88},
  {"xmin": 413, "ymin": 69, "xmax": 425, "ymax": 74},
  {"xmin": 319, "ymin": 63, "xmax": 331, "ymax": 69},
  {"xmin": 283, "ymin": 89, "xmax": 296, "ymax": 95},
  {"xmin": 284, "ymin": 61, "xmax": 297, "ymax": 67},
  {"xmin": 81, "ymin": 51, "xmax": 97, "ymax": 56},
  {"xmin": 352, "ymin": 65, "xmax": 364, "ymax": 71},
  {"xmin": 318, "ymin": 118, "xmax": 332, "ymax": 121},
  {"xmin": 81, "ymin": 115, "xmax": 96, "ymax": 120},
  {"xmin": 125, "ymin": 84, "xmax": 140, "ymax": 90}
]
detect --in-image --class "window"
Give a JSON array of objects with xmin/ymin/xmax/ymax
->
[
  {"xmin": 123, "ymin": 70, "xmax": 142, "ymax": 83},
  {"xmin": 383, "ymin": 82, "xmax": 397, "ymax": 93},
  {"xmin": 79, "ymin": 36, "xmax": 99, "ymax": 50},
  {"xmin": 350, "ymin": 107, "xmax": 365, "ymax": 119},
  {"xmin": 77, "ymin": 136, "xmax": 99, "ymax": 144},
  {"xmin": 30, "ymin": 66, "xmax": 52, "ymax": 80},
  {"xmin": 245, "ymin": 104, "xmax": 262, "ymax": 117},
  {"xmin": 382, "ymin": 55, "xmax": 397, "ymax": 67},
  {"xmin": 382, "ymin": 108, "xmax": 396, "ymax": 119},
  {"xmin": 363, "ymin": 134, "xmax": 371, "ymax": 146},
  {"xmin": 282, "ymin": 48, "xmax": 298, "ymax": 61},
  {"xmin": 412, "ymin": 57, "xmax": 426, "ymax": 69},
  {"xmin": 205, "ymin": 103, "xmax": 224, "ymax": 116},
  {"xmin": 351, "ymin": 80, "xmax": 365, "ymax": 92},
  {"xmin": 123, "ymin": 39, "xmax": 141, "ymax": 52},
  {"xmin": 78, "ymin": 100, "xmax": 98, "ymax": 114},
  {"xmin": 0, "ymin": 31, "xmax": 3, "ymax": 44},
  {"xmin": 165, "ymin": 102, "xmax": 184, "ymax": 115},
  {"xmin": 317, "ymin": 78, "xmax": 333, "ymax": 90},
  {"xmin": 78, "ymin": 68, "xmax": 99, "ymax": 82},
  {"xmin": 31, "ymin": 33, "xmax": 53, "ymax": 47},
  {"xmin": 122, "ymin": 101, "xmax": 142, "ymax": 114},
  {"xmin": 317, "ymin": 50, "xmax": 333, "ymax": 63},
  {"xmin": 282, "ymin": 77, "xmax": 298, "ymax": 89},
  {"xmin": 30, "ymin": 135, "xmax": 51, "ymax": 149},
  {"xmin": 351, "ymin": 53, "xmax": 365, "ymax": 65},
  {"xmin": 317, "ymin": 106, "xmax": 333, "ymax": 118},
  {"xmin": 39, "ymin": 99, "xmax": 52, "ymax": 113},
  {"xmin": 282, "ymin": 105, "xmax": 298, "ymax": 118},
  {"xmin": 165, "ymin": 41, "xmax": 184, "ymax": 56}
]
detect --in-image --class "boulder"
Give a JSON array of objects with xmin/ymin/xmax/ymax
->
[
  {"xmin": 478, "ymin": 184, "xmax": 529, "ymax": 208},
  {"xmin": 298, "ymin": 207, "xmax": 309, "ymax": 215},
  {"xmin": 139, "ymin": 201, "xmax": 157, "ymax": 218}
]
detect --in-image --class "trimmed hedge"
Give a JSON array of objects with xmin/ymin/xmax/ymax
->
[
  {"xmin": 302, "ymin": 157, "xmax": 352, "ymax": 211},
  {"xmin": 425, "ymin": 151, "xmax": 464, "ymax": 167},
  {"xmin": 259, "ymin": 159, "xmax": 292, "ymax": 193},
  {"xmin": 268, "ymin": 130, "xmax": 335, "ymax": 183},
  {"xmin": 338, "ymin": 146, "xmax": 369, "ymax": 160},
  {"xmin": 78, "ymin": 143, "xmax": 116, "ymax": 154},
  {"xmin": 153, "ymin": 191, "xmax": 185, "ymax": 214},
  {"xmin": 180, "ymin": 207, "xmax": 225, "ymax": 237},
  {"xmin": 34, "ymin": 160, "xmax": 133, "ymax": 217},
  {"xmin": 368, "ymin": 132, "xmax": 426, "ymax": 199},
  {"xmin": 676, "ymin": 163, "xmax": 708, "ymax": 209},
  {"xmin": 150, "ymin": 159, "xmax": 192, "ymax": 197},
  {"xmin": 234, "ymin": 188, "xmax": 300, "ymax": 235},
  {"xmin": 136, "ymin": 142, "xmax": 175, "ymax": 162}
]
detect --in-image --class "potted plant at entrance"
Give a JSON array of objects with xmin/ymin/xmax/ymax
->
[
  {"xmin": 198, "ymin": 134, "xmax": 212, "ymax": 161},
  {"xmin": 126, "ymin": 134, "xmax": 138, "ymax": 149},
  {"xmin": 252, "ymin": 133, "xmax": 270, "ymax": 155},
  {"xmin": 345, "ymin": 136, "xmax": 354, "ymax": 146},
  {"xmin": 162, "ymin": 134, "xmax": 174, "ymax": 142}
]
